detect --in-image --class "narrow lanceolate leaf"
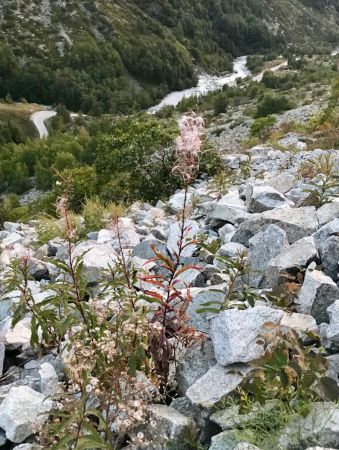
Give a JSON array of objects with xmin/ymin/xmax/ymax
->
[{"xmin": 196, "ymin": 307, "xmax": 220, "ymax": 314}]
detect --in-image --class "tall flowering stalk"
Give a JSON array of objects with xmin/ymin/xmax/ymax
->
[
  {"xmin": 142, "ymin": 113, "xmax": 205, "ymax": 386},
  {"xmin": 173, "ymin": 113, "xmax": 205, "ymax": 185}
]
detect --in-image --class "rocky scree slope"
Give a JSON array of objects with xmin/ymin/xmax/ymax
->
[{"xmin": 0, "ymin": 141, "xmax": 339, "ymax": 448}]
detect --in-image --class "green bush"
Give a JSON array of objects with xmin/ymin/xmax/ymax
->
[
  {"xmin": 250, "ymin": 115, "xmax": 277, "ymax": 139},
  {"xmin": 94, "ymin": 114, "xmax": 180, "ymax": 203},
  {"xmin": 255, "ymin": 94, "xmax": 294, "ymax": 117}
]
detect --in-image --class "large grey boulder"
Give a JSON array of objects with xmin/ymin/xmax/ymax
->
[
  {"xmin": 210, "ymin": 307, "xmax": 284, "ymax": 366},
  {"xmin": 265, "ymin": 236, "xmax": 318, "ymax": 288},
  {"xmin": 167, "ymin": 220, "xmax": 200, "ymax": 258},
  {"xmin": 320, "ymin": 236, "xmax": 339, "ymax": 281},
  {"xmin": 211, "ymin": 307, "xmax": 317, "ymax": 366},
  {"xmin": 258, "ymin": 207, "xmax": 319, "ymax": 243},
  {"xmin": 246, "ymin": 185, "xmax": 292, "ymax": 213},
  {"xmin": 278, "ymin": 402, "xmax": 339, "ymax": 449},
  {"xmin": 0, "ymin": 386, "xmax": 53, "ymax": 443},
  {"xmin": 186, "ymin": 364, "xmax": 251, "ymax": 408},
  {"xmin": 245, "ymin": 225, "xmax": 289, "ymax": 288},
  {"xmin": 176, "ymin": 340, "xmax": 216, "ymax": 395},
  {"xmin": 296, "ymin": 269, "xmax": 339, "ymax": 324},
  {"xmin": 232, "ymin": 207, "xmax": 319, "ymax": 245}
]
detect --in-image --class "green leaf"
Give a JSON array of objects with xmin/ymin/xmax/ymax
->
[
  {"xmin": 30, "ymin": 314, "xmax": 39, "ymax": 347},
  {"xmin": 51, "ymin": 434, "xmax": 75, "ymax": 449},
  {"xmin": 265, "ymin": 350, "xmax": 288, "ymax": 371},
  {"xmin": 196, "ymin": 307, "xmax": 220, "ymax": 314},
  {"xmin": 279, "ymin": 368, "xmax": 289, "ymax": 388}
]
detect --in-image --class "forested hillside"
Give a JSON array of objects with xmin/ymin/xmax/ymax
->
[{"xmin": 0, "ymin": 0, "xmax": 338, "ymax": 114}]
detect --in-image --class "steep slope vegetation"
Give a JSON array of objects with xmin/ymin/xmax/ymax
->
[{"xmin": 0, "ymin": 0, "xmax": 338, "ymax": 114}]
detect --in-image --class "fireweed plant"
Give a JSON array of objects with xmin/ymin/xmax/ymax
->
[
  {"xmin": 1, "ymin": 114, "xmax": 207, "ymax": 448},
  {"xmin": 140, "ymin": 113, "xmax": 206, "ymax": 386}
]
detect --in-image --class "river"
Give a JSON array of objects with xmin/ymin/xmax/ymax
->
[
  {"xmin": 148, "ymin": 56, "xmax": 251, "ymax": 113},
  {"xmin": 31, "ymin": 49, "xmax": 337, "ymax": 136}
]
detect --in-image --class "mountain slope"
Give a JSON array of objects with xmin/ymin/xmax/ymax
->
[{"xmin": 0, "ymin": 0, "xmax": 338, "ymax": 114}]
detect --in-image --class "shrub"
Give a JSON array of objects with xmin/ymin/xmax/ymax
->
[
  {"xmin": 94, "ymin": 115, "xmax": 180, "ymax": 203},
  {"xmin": 255, "ymin": 94, "xmax": 294, "ymax": 117},
  {"xmin": 250, "ymin": 115, "xmax": 277, "ymax": 139}
]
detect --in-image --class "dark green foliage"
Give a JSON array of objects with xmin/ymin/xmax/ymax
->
[
  {"xmin": 0, "ymin": 114, "xmax": 181, "ymax": 210},
  {"xmin": 255, "ymin": 94, "xmax": 295, "ymax": 117},
  {"xmin": 94, "ymin": 115, "xmax": 180, "ymax": 203},
  {"xmin": 214, "ymin": 94, "xmax": 229, "ymax": 115},
  {"xmin": 250, "ymin": 115, "xmax": 277, "ymax": 138},
  {"xmin": 247, "ymin": 55, "xmax": 265, "ymax": 73}
]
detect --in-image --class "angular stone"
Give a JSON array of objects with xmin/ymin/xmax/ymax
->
[
  {"xmin": 168, "ymin": 191, "xmax": 193, "ymax": 214},
  {"xmin": 176, "ymin": 340, "xmax": 216, "ymax": 395},
  {"xmin": 186, "ymin": 286, "xmax": 226, "ymax": 335},
  {"xmin": 175, "ymin": 268, "xmax": 205, "ymax": 289},
  {"xmin": 245, "ymin": 225, "xmax": 289, "ymax": 288},
  {"xmin": 132, "ymin": 238, "xmax": 168, "ymax": 260},
  {"xmin": 313, "ymin": 219, "xmax": 339, "ymax": 248},
  {"xmin": 232, "ymin": 207, "xmax": 319, "ymax": 245},
  {"xmin": 296, "ymin": 269, "xmax": 339, "ymax": 324},
  {"xmin": 267, "ymin": 172, "xmax": 297, "ymax": 194},
  {"xmin": 206, "ymin": 204, "xmax": 249, "ymax": 226},
  {"xmin": 167, "ymin": 220, "xmax": 200, "ymax": 257},
  {"xmin": 208, "ymin": 430, "xmax": 245, "ymax": 450},
  {"xmin": 145, "ymin": 404, "xmax": 197, "ymax": 450},
  {"xmin": 320, "ymin": 301, "xmax": 339, "ymax": 350},
  {"xmin": 280, "ymin": 312, "xmax": 317, "ymax": 336},
  {"xmin": 0, "ymin": 317, "xmax": 31, "ymax": 350},
  {"xmin": 0, "ymin": 386, "xmax": 53, "ymax": 443},
  {"xmin": 259, "ymin": 207, "xmax": 319, "ymax": 243},
  {"xmin": 97, "ymin": 218, "xmax": 140, "ymax": 250},
  {"xmin": 39, "ymin": 362, "xmax": 60, "ymax": 396},
  {"xmin": 278, "ymin": 402, "xmax": 339, "ymax": 449},
  {"xmin": 72, "ymin": 241, "xmax": 118, "ymax": 284},
  {"xmin": 210, "ymin": 400, "xmax": 278, "ymax": 431},
  {"xmin": 216, "ymin": 242, "xmax": 247, "ymax": 259},
  {"xmin": 186, "ymin": 364, "xmax": 251, "ymax": 408},
  {"xmin": 320, "ymin": 236, "xmax": 339, "ymax": 281},
  {"xmin": 3, "ymin": 222, "xmax": 21, "ymax": 233},
  {"xmin": 210, "ymin": 307, "xmax": 284, "ymax": 366},
  {"xmin": 317, "ymin": 201, "xmax": 339, "ymax": 226},
  {"xmin": 246, "ymin": 185, "xmax": 292, "ymax": 213},
  {"xmin": 265, "ymin": 236, "xmax": 318, "ymax": 288}
]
